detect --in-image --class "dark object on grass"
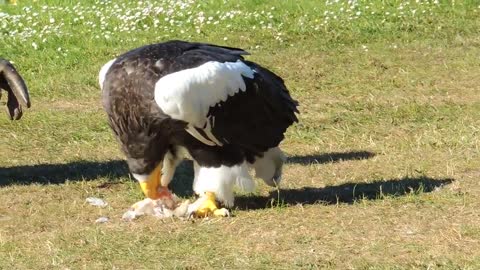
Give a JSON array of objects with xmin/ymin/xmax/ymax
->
[{"xmin": 0, "ymin": 58, "xmax": 31, "ymax": 120}]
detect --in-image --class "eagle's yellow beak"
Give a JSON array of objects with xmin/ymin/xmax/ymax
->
[{"xmin": 139, "ymin": 164, "xmax": 171, "ymax": 199}]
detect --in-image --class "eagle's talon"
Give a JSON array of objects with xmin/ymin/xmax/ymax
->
[
  {"xmin": 213, "ymin": 208, "xmax": 230, "ymax": 217},
  {"xmin": 188, "ymin": 191, "xmax": 230, "ymax": 218}
]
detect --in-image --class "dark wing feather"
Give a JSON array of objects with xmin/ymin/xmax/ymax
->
[
  {"xmin": 166, "ymin": 41, "xmax": 249, "ymax": 72},
  {"xmin": 207, "ymin": 61, "xmax": 299, "ymax": 156}
]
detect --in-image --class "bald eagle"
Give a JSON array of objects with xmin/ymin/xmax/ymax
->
[
  {"xmin": 99, "ymin": 40, "xmax": 299, "ymax": 217},
  {"xmin": 0, "ymin": 59, "xmax": 31, "ymax": 120}
]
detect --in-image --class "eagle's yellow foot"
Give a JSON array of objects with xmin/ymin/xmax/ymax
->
[{"xmin": 189, "ymin": 192, "xmax": 230, "ymax": 218}]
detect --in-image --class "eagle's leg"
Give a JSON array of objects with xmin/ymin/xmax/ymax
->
[{"xmin": 187, "ymin": 161, "xmax": 241, "ymax": 218}]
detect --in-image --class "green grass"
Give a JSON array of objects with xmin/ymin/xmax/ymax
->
[{"xmin": 1, "ymin": 0, "xmax": 480, "ymax": 269}]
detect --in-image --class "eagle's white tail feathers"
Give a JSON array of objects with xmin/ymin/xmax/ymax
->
[
  {"xmin": 234, "ymin": 164, "xmax": 256, "ymax": 193},
  {"xmin": 192, "ymin": 161, "xmax": 255, "ymax": 207},
  {"xmin": 252, "ymin": 147, "xmax": 286, "ymax": 187}
]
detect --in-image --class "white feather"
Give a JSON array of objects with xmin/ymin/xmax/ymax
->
[
  {"xmin": 185, "ymin": 124, "xmax": 216, "ymax": 146},
  {"xmin": 98, "ymin": 58, "xmax": 116, "ymax": 90},
  {"xmin": 132, "ymin": 173, "xmax": 148, "ymax": 182},
  {"xmin": 192, "ymin": 161, "xmax": 255, "ymax": 207},
  {"xmin": 154, "ymin": 60, "xmax": 255, "ymax": 129},
  {"xmin": 203, "ymin": 118, "xmax": 223, "ymax": 146}
]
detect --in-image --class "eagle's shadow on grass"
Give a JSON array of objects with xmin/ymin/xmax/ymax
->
[
  {"xmin": 1, "ymin": 151, "xmax": 451, "ymax": 209},
  {"xmin": 0, "ymin": 150, "xmax": 378, "ymax": 189},
  {"xmin": 233, "ymin": 177, "xmax": 454, "ymax": 210},
  {"xmin": 0, "ymin": 160, "xmax": 129, "ymax": 186},
  {"xmin": 286, "ymin": 150, "xmax": 376, "ymax": 165},
  {"xmin": 232, "ymin": 150, "xmax": 451, "ymax": 210}
]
